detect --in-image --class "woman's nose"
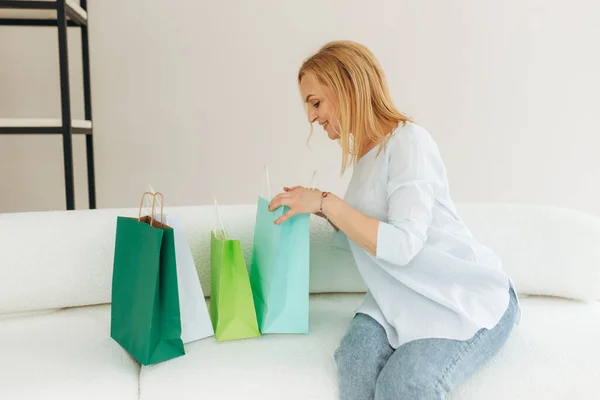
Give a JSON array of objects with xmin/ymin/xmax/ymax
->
[{"xmin": 307, "ymin": 111, "xmax": 318, "ymax": 124}]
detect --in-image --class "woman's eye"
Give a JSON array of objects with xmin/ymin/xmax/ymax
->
[{"xmin": 313, "ymin": 101, "xmax": 321, "ymax": 108}]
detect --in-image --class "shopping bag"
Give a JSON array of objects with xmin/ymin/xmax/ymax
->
[
  {"xmin": 167, "ymin": 214, "xmax": 214, "ymax": 343},
  {"xmin": 209, "ymin": 199, "xmax": 261, "ymax": 341},
  {"xmin": 110, "ymin": 192, "xmax": 184, "ymax": 365},
  {"xmin": 249, "ymin": 167, "xmax": 312, "ymax": 334},
  {"xmin": 145, "ymin": 186, "xmax": 214, "ymax": 343}
]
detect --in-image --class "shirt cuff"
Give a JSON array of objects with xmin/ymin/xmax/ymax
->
[{"xmin": 376, "ymin": 221, "xmax": 424, "ymax": 266}]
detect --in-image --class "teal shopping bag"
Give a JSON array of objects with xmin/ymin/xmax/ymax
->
[{"xmin": 249, "ymin": 168, "xmax": 312, "ymax": 333}]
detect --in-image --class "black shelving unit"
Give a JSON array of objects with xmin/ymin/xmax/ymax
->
[{"xmin": 0, "ymin": 0, "xmax": 96, "ymax": 210}]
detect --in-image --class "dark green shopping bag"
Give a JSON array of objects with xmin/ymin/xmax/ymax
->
[{"xmin": 110, "ymin": 192, "xmax": 185, "ymax": 365}]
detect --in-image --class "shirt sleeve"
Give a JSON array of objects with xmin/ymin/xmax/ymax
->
[{"xmin": 375, "ymin": 126, "xmax": 446, "ymax": 266}]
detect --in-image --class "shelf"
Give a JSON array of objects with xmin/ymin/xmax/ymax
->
[
  {"xmin": 0, "ymin": 118, "xmax": 93, "ymax": 134},
  {"xmin": 0, "ymin": 0, "xmax": 96, "ymax": 210},
  {"xmin": 0, "ymin": 0, "xmax": 87, "ymax": 26}
]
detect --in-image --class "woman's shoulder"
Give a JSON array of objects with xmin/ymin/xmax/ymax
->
[
  {"xmin": 384, "ymin": 121, "xmax": 439, "ymax": 155},
  {"xmin": 377, "ymin": 121, "xmax": 448, "ymax": 188}
]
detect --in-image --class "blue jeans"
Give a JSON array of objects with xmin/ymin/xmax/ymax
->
[{"xmin": 334, "ymin": 287, "xmax": 519, "ymax": 399}]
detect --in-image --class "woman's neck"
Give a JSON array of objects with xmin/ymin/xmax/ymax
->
[{"xmin": 358, "ymin": 119, "xmax": 398, "ymax": 158}]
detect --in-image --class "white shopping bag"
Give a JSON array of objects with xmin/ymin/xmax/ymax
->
[
  {"xmin": 144, "ymin": 186, "xmax": 214, "ymax": 343},
  {"xmin": 166, "ymin": 213, "xmax": 214, "ymax": 343}
]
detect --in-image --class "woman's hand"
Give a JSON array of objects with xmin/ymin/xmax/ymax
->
[
  {"xmin": 270, "ymin": 186, "xmax": 379, "ymax": 256},
  {"xmin": 268, "ymin": 186, "xmax": 322, "ymax": 225}
]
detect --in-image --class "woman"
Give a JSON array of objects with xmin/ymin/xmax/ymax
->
[{"xmin": 268, "ymin": 41, "xmax": 521, "ymax": 400}]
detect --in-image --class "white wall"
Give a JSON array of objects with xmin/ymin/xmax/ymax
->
[{"xmin": 1, "ymin": 0, "xmax": 599, "ymax": 216}]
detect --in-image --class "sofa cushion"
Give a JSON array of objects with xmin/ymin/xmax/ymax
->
[
  {"xmin": 139, "ymin": 294, "xmax": 352, "ymax": 400},
  {"xmin": 139, "ymin": 294, "xmax": 600, "ymax": 400},
  {"xmin": 0, "ymin": 208, "xmax": 129, "ymax": 314},
  {"xmin": 0, "ymin": 305, "xmax": 139, "ymax": 400},
  {"xmin": 458, "ymin": 203, "xmax": 600, "ymax": 301},
  {"xmin": 0, "ymin": 205, "xmax": 363, "ymax": 314},
  {"xmin": 2, "ymin": 202, "xmax": 599, "ymax": 313},
  {"xmin": 450, "ymin": 295, "xmax": 600, "ymax": 399}
]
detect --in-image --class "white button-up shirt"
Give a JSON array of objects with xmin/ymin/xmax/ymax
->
[{"xmin": 333, "ymin": 121, "xmax": 520, "ymax": 348}]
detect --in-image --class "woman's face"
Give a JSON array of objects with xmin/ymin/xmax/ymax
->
[{"xmin": 299, "ymin": 73, "xmax": 341, "ymax": 140}]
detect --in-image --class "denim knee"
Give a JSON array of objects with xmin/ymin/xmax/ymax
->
[
  {"xmin": 333, "ymin": 336, "xmax": 355, "ymax": 372},
  {"xmin": 375, "ymin": 365, "xmax": 443, "ymax": 400},
  {"xmin": 335, "ymin": 315, "xmax": 394, "ymax": 400},
  {"xmin": 335, "ymin": 314, "xmax": 393, "ymax": 381}
]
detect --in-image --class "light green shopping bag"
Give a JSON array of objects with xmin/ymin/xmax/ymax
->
[
  {"xmin": 249, "ymin": 167, "xmax": 313, "ymax": 334},
  {"xmin": 110, "ymin": 192, "xmax": 185, "ymax": 365},
  {"xmin": 209, "ymin": 200, "xmax": 261, "ymax": 341}
]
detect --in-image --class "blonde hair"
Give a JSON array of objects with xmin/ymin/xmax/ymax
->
[{"xmin": 298, "ymin": 40, "xmax": 413, "ymax": 174}]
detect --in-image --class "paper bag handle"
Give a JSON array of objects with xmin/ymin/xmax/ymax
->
[
  {"xmin": 262, "ymin": 167, "xmax": 317, "ymax": 198},
  {"xmin": 138, "ymin": 191, "xmax": 164, "ymax": 226},
  {"xmin": 263, "ymin": 165, "xmax": 272, "ymax": 200},
  {"xmin": 145, "ymin": 184, "xmax": 166, "ymax": 224},
  {"xmin": 309, "ymin": 170, "xmax": 318, "ymax": 190},
  {"xmin": 145, "ymin": 184, "xmax": 164, "ymax": 221},
  {"xmin": 213, "ymin": 198, "xmax": 228, "ymax": 240}
]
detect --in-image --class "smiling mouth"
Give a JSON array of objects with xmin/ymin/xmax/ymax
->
[{"xmin": 320, "ymin": 121, "xmax": 328, "ymax": 129}]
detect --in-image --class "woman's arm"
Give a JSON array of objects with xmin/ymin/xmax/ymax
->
[
  {"xmin": 269, "ymin": 183, "xmax": 433, "ymax": 265},
  {"xmin": 270, "ymin": 126, "xmax": 444, "ymax": 267},
  {"xmin": 315, "ymin": 211, "xmax": 340, "ymax": 232},
  {"xmin": 282, "ymin": 186, "xmax": 341, "ymax": 231},
  {"xmin": 269, "ymin": 188, "xmax": 379, "ymax": 256},
  {"xmin": 319, "ymin": 193, "xmax": 379, "ymax": 255},
  {"xmin": 319, "ymin": 182, "xmax": 434, "ymax": 267}
]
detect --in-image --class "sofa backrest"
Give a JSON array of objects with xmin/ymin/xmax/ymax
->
[
  {"xmin": 1, "ymin": 202, "xmax": 599, "ymax": 314},
  {"xmin": 456, "ymin": 203, "xmax": 600, "ymax": 302}
]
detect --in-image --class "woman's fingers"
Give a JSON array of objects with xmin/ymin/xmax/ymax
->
[
  {"xmin": 268, "ymin": 192, "xmax": 292, "ymax": 211},
  {"xmin": 274, "ymin": 208, "xmax": 297, "ymax": 225}
]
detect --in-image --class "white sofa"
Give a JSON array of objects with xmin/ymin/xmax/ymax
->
[{"xmin": 2, "ymin": 202, "xmax": 600, "ymax": 399}]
